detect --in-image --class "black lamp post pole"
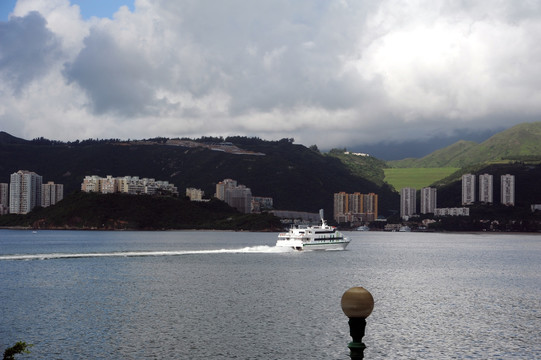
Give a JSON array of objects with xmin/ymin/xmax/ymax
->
[{"xmin": 341, "ymin": 287, "xmax": 374, "ymax": 360}]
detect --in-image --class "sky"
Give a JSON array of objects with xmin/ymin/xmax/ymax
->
[{"xmin": 1, "ymin": 0, "xmax": 541, "ymax": 158}]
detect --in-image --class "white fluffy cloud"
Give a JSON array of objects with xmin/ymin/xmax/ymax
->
[{"xmin": 1, "ymin": 0, "xmax": 541, "ymax": 149}]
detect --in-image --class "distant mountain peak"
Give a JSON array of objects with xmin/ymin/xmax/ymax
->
[{"xmin": 388, "ymin": 121, "xmax": 541, "ymax": 168}]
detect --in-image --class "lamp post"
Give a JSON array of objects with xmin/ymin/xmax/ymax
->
[{"xmin": 341, "ymin": 287, "xmax": 374, "ymax": 360}]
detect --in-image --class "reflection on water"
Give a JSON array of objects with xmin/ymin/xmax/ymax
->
[{"xmin": 1, "ymin": 230, "xmax": 540, "ymax": 359}]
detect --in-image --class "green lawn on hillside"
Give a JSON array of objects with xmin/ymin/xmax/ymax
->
[{"xmin": 384, "ymin": 167, "xmax": 459, "ymax": 191}]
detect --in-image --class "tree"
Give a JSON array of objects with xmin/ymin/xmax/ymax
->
[{"xmin": 3, "ymin": 342, "xmax": 32, "ymax": 360}]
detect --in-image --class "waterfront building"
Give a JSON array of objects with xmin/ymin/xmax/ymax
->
[
  {"xmin": 361, "ymin": 193, "xmax": 378, "ymax": 222},
  {"xmin": 479, "ymin": 173, "xmax": 493, "ymax": 204},
  {"xmin": 434, "ymin": 207, "xmax": 470, "ymax": 216},
  {"xmin": 400, "ymin": 187, "xmax": 416, "ymax": 219},
  {"xmin": 0, "ymin": 183, "xmax": 8, "ymax": 215},
  {"xmin": 462, "ymin": 174, "xmax": 476, "ymax": 205},
  {"xmin": 9, "ymin": 170, "xmax": 43, "ymax": 214},
  {"xmin": 333, "ymin": 192, "xmax": 378, "ymax": 223},
  {"xmin": 348, "ymin": 192, "xmax": 362, "ymax": 214},
  {"xmin": 42, "ymin": 182, "xmax": 64, "ymax": 207},
  {"xmin": 251, "ymin": 196, "xmax": 273, "ymax": 212},
  {"xmin": 0, "ymin": 182, "xmax": 8, "ymax": 206},
  {"xmin": 420, "ymin": 187, "xmax": 437, "ymax": 214},
  {"xmin": 501, "ymin": 174, "xmax": 515, "ymax": 206},
  {"xmin": 333, "ymin": 192, "xmax": 349, "ymax": 222}
]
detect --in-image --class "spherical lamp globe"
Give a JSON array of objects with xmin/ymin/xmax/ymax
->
[{"xmin": 341, "ymin": 287, "xmax": 374, "ymax": 319}]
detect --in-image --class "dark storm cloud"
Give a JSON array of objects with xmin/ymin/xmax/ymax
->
[
  {"xmin": 0, "ymin": 11, "xmax": 62, "ymax": 94},
  {"xmin": 63, "ymin": 28, "xmax": 169, "ymax": 116}
]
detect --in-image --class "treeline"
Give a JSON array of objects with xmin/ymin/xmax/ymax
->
[{"xmin": 29, "ymin": 137, "xmax": 126, "ymax": 146}]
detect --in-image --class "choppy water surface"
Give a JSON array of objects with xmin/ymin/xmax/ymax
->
[{"xmin": 1, "ymin": 230, "xmax": 540, "ymax": 359}]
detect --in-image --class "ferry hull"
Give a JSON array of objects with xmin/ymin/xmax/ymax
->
[{"xmin": 276, "ymin": 239, "xmax": 350, "ymax": 251}]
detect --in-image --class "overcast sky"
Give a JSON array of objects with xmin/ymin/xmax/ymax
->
[{"xmin": 1, "ymin": 0, "xmax": 540, "ymax": 154}]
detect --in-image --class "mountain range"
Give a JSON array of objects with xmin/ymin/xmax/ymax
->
[
  {"xmin": 387, "ymin": 122, "xmax": 541, "ymax": 168},
  {"xmin": 0, "ymin": 134, "xmax": 398, "ymax": 217},
  {"xmin": 2, "ymin": 121, "xmax": 541, "ymax": 218}
]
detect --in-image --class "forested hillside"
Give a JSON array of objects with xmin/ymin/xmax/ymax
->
[{"xmin": 0, "ymin": 134, "xmax": 399, "ymax": 216}]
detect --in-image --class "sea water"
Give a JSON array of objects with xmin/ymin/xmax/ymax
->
[{"xmin": 1, "ymin": 230, "xmax": 540, "ymax": 359}]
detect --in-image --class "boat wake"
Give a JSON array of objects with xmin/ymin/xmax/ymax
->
[{"xmin": 0, "ymin": 245, "xmax": 293, "ymax": 261}]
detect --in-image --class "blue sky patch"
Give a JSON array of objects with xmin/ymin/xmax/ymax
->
[{"xmin": 0, "ymin": 0, "xmax": 134, "ymax": 21}]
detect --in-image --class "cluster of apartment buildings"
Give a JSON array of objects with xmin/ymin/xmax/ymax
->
[
  {"xmin": 333, "ymin": 192, "xmax": 378, "ymax": 224},
  {"xmin": 2, "ymin": 171, "xmax": 272, "ymax": 217},
  {"xmin": 0, "ymin": 170, "xmax": 64, "ymax": 215},
  {"xmin": 399, "ymin": 173, "xmax": 516, "ymax": 220},
  {"xmin": 81, "ymin": 175, "xmax": 179, "ymax": 196},
  {"xmin": 81, "ymin": 176, "xmax": 274, "ymax": 215},
  {"xmin": 461, "ymin": 173, "xmax": 515, "ymax": 206},
  {"xmin": 214, "ymin": 178, "xmax": 273, "ymax": 214}
]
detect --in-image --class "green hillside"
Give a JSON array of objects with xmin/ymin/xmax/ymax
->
[
  {"xmin": 387, "ymin": 140, "xmax": 477, "ymax": 168},
  {"xmin": 388, "ymin": 122, "xmax": 541, "ymax": 168},
  {"xmin": 325, "ymin": 149, "xmax": 387, "ymax": 185},
  {"xmin": 457, "ymin": 122, "xmax": 541, "ymax": 165},
  {"xmin": 383, "ymin": 167, "xmax": 459, "ymax": 191}
]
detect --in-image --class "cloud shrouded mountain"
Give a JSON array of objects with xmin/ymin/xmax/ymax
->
[{"xmin": 1, "ymin": 0, "xmax": 541, "ymax": 151}]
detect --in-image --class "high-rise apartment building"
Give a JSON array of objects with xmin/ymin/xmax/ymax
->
[
  {"xmin": 0, "ymin": 183, "xmax": 8, "ymax": 215},
  {"xmin": 333, "ymin": 192, "xmax": 349, "ymax": 222},
  {"xmin": 215, "ymin": 179, "xmax": 237, "ymax": 200},
  {"xmin": 479, "ymin": 173, "xmax": 493, "ymax": 204},
  {"xmin": 420, "ymin": 187, "xmax": 437, "ymax": 214},
  {"xmin": 501, "ymin": 174, "xmax": 515, "ymax": 206},
  {"xmin": 400, "ymin": 187, "xmax": 416, "ymax": 219},
  {"xmin": 42, "ymin": 182, "xmax": 64, "ymax": 207},
  {"xmin": 9, "ymin": 170, "xmax": 43, "ymax": 214},
  {"xmin": 333, "ymin": 192, "xmax": 378, "ymax": 223},
  {"xmin": 348, "ymin": 192, "xmax": 362, "ymax": 214},
  {"xmin": 226, "ymin": 184, "xmax": 252, "ymax": 214},
  {"xmin": 0, "ymin": 183, "xmax": 8, "ymax": 206},
  {"xmin": 214, "ymin": 179, "xmax": 253, "ymax": 213},
  {"xmin": 462, "ymin": 174, "xmax": 476, "ymax": 205},
  {"xmin": 361, "ymin": 193, "xmax": 378, "ymax": 221}
]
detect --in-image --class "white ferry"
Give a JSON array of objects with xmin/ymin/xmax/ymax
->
[{"xmin": 276, "ymin": 210, "xmax": 350, "ymax": 251}]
